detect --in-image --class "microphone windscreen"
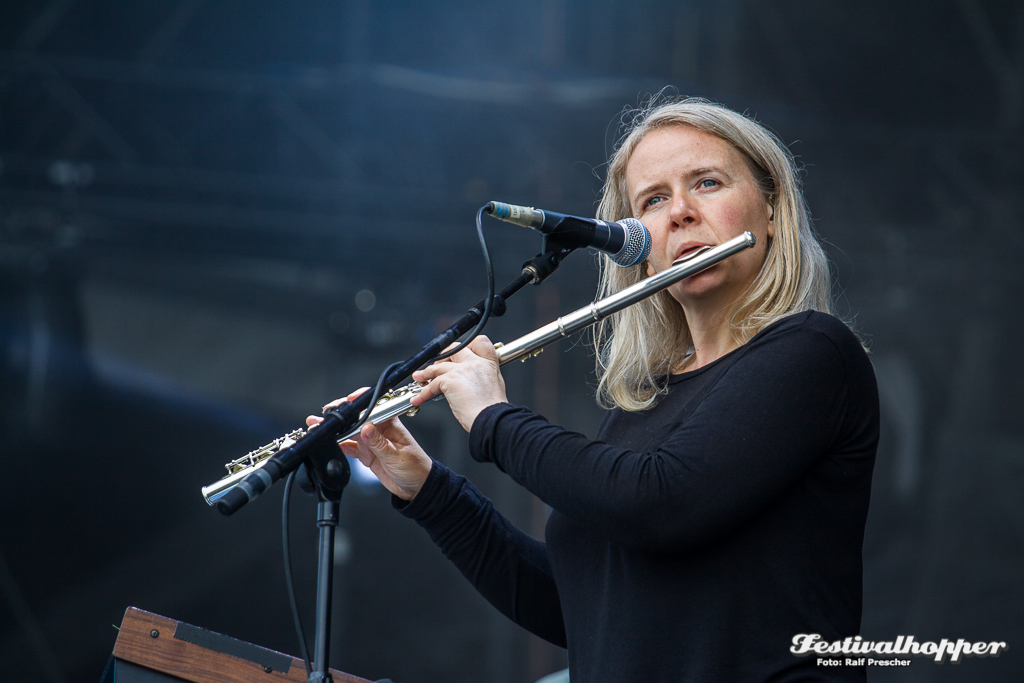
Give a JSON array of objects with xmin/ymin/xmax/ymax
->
[{"xmin": 612, "ymin": 218, "xmax": 651, "ymax": 267}]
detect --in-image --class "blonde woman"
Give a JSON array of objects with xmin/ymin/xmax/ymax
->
[{"xmin": 311, "ymin": 97, "xmax": 878, "ymax": 682}]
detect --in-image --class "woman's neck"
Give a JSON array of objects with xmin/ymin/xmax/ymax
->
[{"xmin": 677, "ymin": 304, "xmax": 740, "ymax": 372}]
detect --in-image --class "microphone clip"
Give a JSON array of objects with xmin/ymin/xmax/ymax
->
[{"xmin": 522, "ymin": 232, "xmax": 580, "ymax": 284}]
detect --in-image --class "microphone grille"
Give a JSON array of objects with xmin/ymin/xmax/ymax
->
[{"xmin": 613, "ymin": 218, "xmax": 651, "ymax": 267}]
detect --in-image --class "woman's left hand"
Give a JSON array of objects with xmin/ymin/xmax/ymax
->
[
  {"xmin": 410, "ymin": 335, "xmax": 507, "ymax": 432},
  {"xmin": 309, "ymin": 389, "xmax": 433, "ymax": 500}
]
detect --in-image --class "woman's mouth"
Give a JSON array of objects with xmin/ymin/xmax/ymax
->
[{"xmin": 674, "ymin": 243, "xmax": 713, "ymax": 262}]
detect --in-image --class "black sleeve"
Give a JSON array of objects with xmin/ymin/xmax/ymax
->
[
  {"xmin": 469, "ymin": 321, "xmax": 872, "ymax": 554},
  {"xmin": 396, "ymin": 459, "xmax": 567, "ymax": 647}
]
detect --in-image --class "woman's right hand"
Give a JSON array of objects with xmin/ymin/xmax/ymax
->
[{"xmin": 306, "ymin": 389, "xmax": 432, "ymax": 501}]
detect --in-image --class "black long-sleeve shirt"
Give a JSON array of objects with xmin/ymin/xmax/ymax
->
[{"xmin": 398, "ymin": 311, "xmax": 879, "ymax": 682}]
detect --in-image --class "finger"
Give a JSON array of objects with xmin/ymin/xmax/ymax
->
[
  {"xmin": 361, "ymin": 422, "xmax": 390, "ymax": 454},
  {"xmin": 410, "ymin": 343, "xmax": 459, "ymax": 380},
  {"xmin": 446, "ymin": 340, "xmax": 500, "ymax": 369},
  {"xmin": 342, "ymin": 424, "xmax": 382, "ymax": 457},
  {"xmin": 409, "ymin": 377, "xmax": 443, "ymax": 406},
  {"xmin": 467, "ymin": 334, "xmax": 500, "ymax": 361},
  {"xmin": 340, "ymin": 437, "xmax": 383, "ymax": 477},
  {"xmin": 346, "ymin": 386, "xmax": 371, "ymax": 401},
  {"xmin": 306, "ymin": 415, "xmax": 324, "ymax": 427},
  {"xmin": 323, "ymin": 387, "xmax": 371, "ymax": 412},
  {"xmin": 339, "ymin": 438, "xmax": 359, "ymax": 458},
  {"xmin": 413, "ymin": 366, "xmax": 442, "ymax": 384},
  {"xmin": 373, "ymin": 416, "xmax": 413, "ymax": 446},
  {"xmin": 412, "ymin": 359, "xmax": 456, "ymax": 383},
  {"xmin": 357, "ymin": 449, "xmax": 379, "ymax": 473}
]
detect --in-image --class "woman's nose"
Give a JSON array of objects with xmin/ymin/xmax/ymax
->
[{"xmin": 668, "ymin": 195, "xmax": 697, "ymax": 227}]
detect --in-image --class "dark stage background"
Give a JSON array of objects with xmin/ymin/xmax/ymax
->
[{"xmin": 1, "ymin": 1, "xmax": 1022, "ymax": 682}]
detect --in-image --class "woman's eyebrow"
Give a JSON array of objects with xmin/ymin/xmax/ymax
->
[
  {"xmin": 631, "ymin": 182, "xmax": 661, "ymax": 207},
  {"xmin": 685, "ymin": 165, "xmax": 733, "ymax": 181}
]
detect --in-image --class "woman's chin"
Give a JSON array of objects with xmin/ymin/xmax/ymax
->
[{"xmin": 669, "ymin": 275, "xmax": 728, "ymax": 306}]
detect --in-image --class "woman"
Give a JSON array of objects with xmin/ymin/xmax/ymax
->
[{"xmin": 310, "ymin": 97, "xmax": 879, "ymax": 682}]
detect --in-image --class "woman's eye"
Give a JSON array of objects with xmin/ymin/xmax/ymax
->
[
  {"xmin": 643, "ymin": 196, "xmax": 663, "ymax": 209},
  {"xmin": 699, "ymin": 178, "xmax": 720, "ymax": 189}
]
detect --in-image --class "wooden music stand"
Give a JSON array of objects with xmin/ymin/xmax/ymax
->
[{"xmin": 101, "ymin": 606, "xmax": 374, "ymax": 683}]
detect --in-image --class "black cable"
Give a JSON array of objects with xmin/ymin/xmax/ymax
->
[
  {"xmin": 282, "ymin": 363, "xmax": 402, "ymax": 672},
  {"xmin": 433, "ymin": 204, "xmax": 494, "ymax": 361},
  {"xmin": 345, "ymin": 359, "xmax": 405, "ymax": 438},
  {"xmin": 341, "ymin": 205, "xmax": 493, "ymax": 433},
  {"xmin": 281, "ymin": 205, "xmax": 493, "ymax": 673},
  {"xmin": 282, "ymin": 470, "xmax": 313, "ymax": 675}
]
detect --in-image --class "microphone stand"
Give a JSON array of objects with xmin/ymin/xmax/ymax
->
[
  {"xmin": 311, "ymin": 489, "xmax": 341, "ymax": 683},
  {"xmin": 216, "ymin": 235, "xmax": 581, "ymax": 683}
]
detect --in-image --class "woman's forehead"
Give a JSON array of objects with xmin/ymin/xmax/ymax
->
[{"xmin": 626, "ymin": 126, "xmax": 746, "ymax": 185}]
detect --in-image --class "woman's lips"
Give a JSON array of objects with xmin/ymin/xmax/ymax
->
[{"xmin": 676, "ymin": 243, "xmax": 712, "ymax": 260}]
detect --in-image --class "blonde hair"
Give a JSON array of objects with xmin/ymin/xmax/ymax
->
[{"xmin": 594, "ymin": 96, "xmax": 831, "ymax": 411}]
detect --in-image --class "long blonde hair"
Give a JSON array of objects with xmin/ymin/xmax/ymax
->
[{"xmin": 594, "ymin": 96, "xmax": 831, "ymax": 411}]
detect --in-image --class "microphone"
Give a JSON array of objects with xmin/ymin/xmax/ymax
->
[{"xmin": 486, "ymin": 201, "xmax": 651, "ymax": 267}]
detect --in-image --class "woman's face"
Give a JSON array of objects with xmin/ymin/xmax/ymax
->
[{"xmin": 624, "ymin": 125, "xmax": 773, "ymax": 314}]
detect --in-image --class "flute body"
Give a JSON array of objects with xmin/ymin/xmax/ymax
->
[{"xmin": 201, "ymin": 231, "xmax": 755, "ymax": 505}]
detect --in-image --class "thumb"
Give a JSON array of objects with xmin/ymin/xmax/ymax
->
[{"xmin": 362, "ymin": 422, "xmax": 389, "ymax": 453}]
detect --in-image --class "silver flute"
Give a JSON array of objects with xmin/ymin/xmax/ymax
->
[{"xmin": 202, "ymin": 231, "xmax": 756, "ymax": 504}]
